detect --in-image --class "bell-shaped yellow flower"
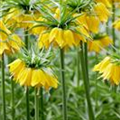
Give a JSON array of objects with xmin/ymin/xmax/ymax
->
[
  {"xmin": 8, "ymin": 59, "xmax": 58, "ymax": 90},
  {"xmin": 76, "ymin": 13, "xmax": 100, "ymax": 33},
  {"xmin": 4, "ymin": 8, "xmax": 40, "ymax": 29},
  {"xmin": 93, "ymin": 56, "xmax": 120, "ymax": 85},
  {"xmin": 0, "ymin": 21, "xmax": 23, "ymax": 55},
  {"xmin": 94, "ymin": 3, "xmax": 111, "ymax": 22},
  {"xmin": 38, "ymin": 27, "xmax": 90, "ymax": 49},
  {"xmin": 88, "ymin": 35, "xmax": 113, "ymax": 53}
]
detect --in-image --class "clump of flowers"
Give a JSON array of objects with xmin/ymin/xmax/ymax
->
[
  {"xmin": 31, "ymin": 2, "xmax": 91, "ymax": 49},
  {"xmin": 88, "ymin": 33, "xmax": 113, "ymax": 53},
  {"xmin": 2, "ymin": 0, "xmax": 42, "ymax": 29},
  {"xmin": 67, "ymin": 0, "xmax": 111, "ymax": 34},
  {"xmin": 0, "ymin": 20, "xmax": 23, "ymax": 55},
  {"xmin": 8, "ymin": 47, "xmax": 58, "ymax": 90},
  {"xmin": 93, "ymin": 54, "xmax": 120, "ymax": 85}
]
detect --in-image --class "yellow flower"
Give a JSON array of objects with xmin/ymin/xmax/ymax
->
[
  {"xmin": 93, "ymin": 56, "xmax": 120, "ymax": 85},
  {"xmin": 95, "ymin": 0, "xmax": 111, "ymax": 7},
  {"xmin": 38, "ymin": 27, "xmax": 90, "ymax": 49},
  {"xmin": 31, "ymin": 17, "xmax": 46, "ymax": 35},
  {"xmin": 113, "ymin": 19, "xmax": 120, "ymax": 30},
  {"xmin": 94, "ymin": 3, "xmax": 111, "ymax": 22},
  {"xmin": 0, "ymin": 21, "xmax": 23, "ymax": 55},
  {"xmin": 8, "ymin": 59, "xmax": 58, "ymax": 90},
  {"xmin": 4, "ymin": 8, "xmax": 40, "ymax": 29},
  {"xmin": 76, "ymin": 13, "xmax": 100, "ymax": 33},
  {"xmin": 88, "ymin": 35, "xmax": 113, "ymax": 53}
]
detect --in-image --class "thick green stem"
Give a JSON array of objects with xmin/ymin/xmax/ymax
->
[
  {"xmin": 11, "ymin": 80, "xmax": 15, "ymax": 120},
  {"xmin": 84, "ymin": 43, "xmax": 89, "ymax": 84},
  {"xmin": 60, "ymin": 49, "xmax": 67, "ymax": 120},
  {"xmin": 25, "ymin": 29, "xmax": 30, "ymax": 120},
  {"xmin": 106, "ymin": 21, "xmax": 109, "ymax": 35},
  {"xmin": 25, "ymin": 30, "xmax": 29, "ymax": 49},
  {"xmin": 35, "ymin": 88, "xmax": 39, "ymax": 120},
  {"xmin": 8, "ymin": 58, "xmax": 15, "ymax": 120},
  {"xmin": 1, "ymin": 54, "xmax": 6, "ymax": 120},
  {"xmin": 80, "ymin": 43, "xmax": 95, "ymax": 120},
  {"xmin": 26, "ymin": 87, "xmax": 30, "ymax": 120},
  {"xmin": 112, "ymin": 1, "xmax": 115, "ymax": 48},
  {"xmin": 95, "ymin": 54, "xmax": 98, "ymax": 110},
  {"xmin": 40, "ymin": 88, "xmax": 44, "ymax": 120},
  {"xmin": 77, "ymin": 47, "xmax": 80, "ymax": 86}
]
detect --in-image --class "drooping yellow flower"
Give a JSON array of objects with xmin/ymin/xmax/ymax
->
[
  {"xmin": 38, "ymin": 27, "xmax": 90, "ymax": 49},
  {"xmin": 94, "ymin": 3, "xmax": 111, "ymax": 22},
  {"xmin": 93, "ymin": 56, "xmax": 120, "ymax": 85},
  {"xmin": 0, "ymin": 21, "xmax": 23, "ymax": 55},
  {"xmin": 113, "ymin": 19, "xmax": 120, "ymax": 30},
  {"xmin": 8, "ymin": 59, "xmax": 58, "ymax": 90},
  {"xmin": 4, "ymin": 7, "xmax": 40, "ymax": 29},
  {"xmin": 76, "ymin": 13, "xmax": 100, "ymax": 33},
  {"xmin": 88, "ymin": 35, "xmax": 113, "ymax": 53}
]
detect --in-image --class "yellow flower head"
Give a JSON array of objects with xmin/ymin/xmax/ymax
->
[
  {"xmin": 33, "ymin": 4, "xmax": 91, "ymax": 49},
  {"xmin": 2, "ymin": 0, "xmax": 41, "ymax": 29},
  {"xmin": 93, "ymin": 56, "xmax": 120, "ymax": 85},
  {"xmin": 113, "ymin": 19, "xmax": 120, "ymax": 31},
  {"xmin": 8, "ymin": 48, "xmax": 58, "ymax": 90},
  {"xmin": 38, "ymin": 26, "xmax": 90, "ymax": 49},
  {"xmin": 94, "ymin": 3, "xmax": 111, "ymax": 22},
  {"xmin": 76, "ymin": 13, "xmax": 100, "ymax": 34},
  {"xmin": 0, "ymin": 20, "xmax": 23, "ymax": 55},
  {"xmin": 88, "ymin": 34, "xmax": 113, "ymax": 53}
]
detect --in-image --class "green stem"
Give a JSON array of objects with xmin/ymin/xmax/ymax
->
[
  {"xmin": 26, "ymin": 87, "xmax": 30, "ymax": 120},
  {"xmin": 60, "ymin": 49, "xmax": 67, "ymax": 120},
  {"xmin": 112, "ymin": 1, "xmax": 115, "ymax": 48},
  {"xmin": 84, "ymin": 43, "xmax": 89, "ymax": 84},
  {"xmin": 24, "ymin": 29, "xmax": 30, "ymax": 120},
  {"xmin": 11, "ymin": 80, "xmax": 15, "ymax": 120},
  {"xmin": 95, "ymin": 54, "xmax": 98, "ymax": 110},
  {"xmin": 25, "ymin": 30, "xmax": 29, "ymax": 49},
  {"xmin": 35, "ymin": 88, "xmax": 39, "ymax": 120},
  {"xmin": 80, "ymin": 43, "xmax": 95, "ymax": 120},
  {"xmin": 106, "ymin": 21, "xmax": 109, "ymax": 35},
  {"xmin": 1, "ymin": 54, "xmax": 6, "ymax": 120},
  {"xmin": 40, "ymin": 88, "xmax": 44, "ymax": 120},
  {"xmin": 8, "ymin": 58, "xmax": 15, "ymax": 120},
  {"xmin": 77, "ymin": 47, "xmax": 80, "ymax": 86}
]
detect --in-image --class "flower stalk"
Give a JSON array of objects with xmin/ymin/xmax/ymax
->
[
  {"xmin": 35, "ymin": 88, "xmax": 39, "ymax": 120},
  {"xmin": 11, "ymin": 80, "xmax": 15, "ymax": 120},
  {"xmin": 112, "ymin": 0, "xmax": 116, "ymax": 48},
  {"xmin": 60, "ymin": 49, "xmax": 67, "ymax": 120},
  {"xmin": 80, "ymin": 42, "xmax": 95, "ymax": 120},
  {"xmin": 77, "ymin": 47, "xmax": 80, "ymax": 86},
  {"xmin": 40, "ymin": 88, "xmax": 44, "ymax": 120},
  {"xmin": 25, "ymin": 29, "xmax": 30, "ymax": 120},
  {"xmin": 1, "ymin": 54, "xmax": 6, "ymax": 120}
]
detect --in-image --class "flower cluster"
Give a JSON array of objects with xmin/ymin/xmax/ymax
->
[
  {"xmin": 8, "ymin": 48, "xmax": 58, "ymax": 89},
  {"xmin": 0, "ymin": 20, "xmax": 23, "ymax": 55},
  {"xmin": 88, "ymin": 34, "xmax": 113, "ymax": 53},
  {"xmin": 93, "ymin": 56, "xmax": 120, "ymax": 85}
]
